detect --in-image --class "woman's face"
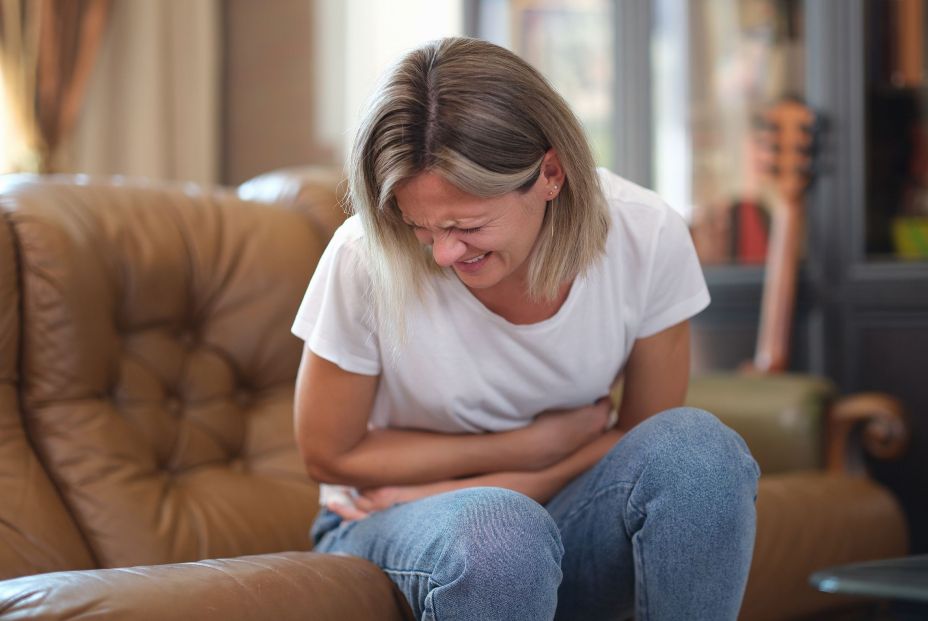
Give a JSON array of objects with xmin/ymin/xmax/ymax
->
[{"xmin": 394, "ymin": 166, "xmax": 560, "ymax": 295}]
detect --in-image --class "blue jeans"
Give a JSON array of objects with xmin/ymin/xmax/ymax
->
[{"xmin": 311, "ymin": 408, "xmax": 761, "ymax": 620}]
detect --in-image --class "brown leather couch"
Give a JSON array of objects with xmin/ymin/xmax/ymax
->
[
  {"xmin": 686, "ymin": 375, "xmax": 910, "ymax": 620},
  {"xmin": 0, "ymin": 173, "xmax": 413, "ymax": 620},
  {"xmin": 0, "ymin": 171, "xmax": 909, "ymax": 620}
]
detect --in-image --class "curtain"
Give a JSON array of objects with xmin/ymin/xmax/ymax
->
[
  {"xmin": 0, "ymin": 0, "xmax": 110, "ymax": 172},
  {"xmin": 60, "ymin": 0, "xmax": 220, "ymax": 185}
]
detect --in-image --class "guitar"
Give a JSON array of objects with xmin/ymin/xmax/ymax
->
[{"xmin": 748, "ymin": 97, "xmax": 819, "ymax": 373}]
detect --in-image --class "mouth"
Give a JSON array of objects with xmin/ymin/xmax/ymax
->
[{"xmin": 455, "ymin": 251, "xmax": 491, "ymax": 272}]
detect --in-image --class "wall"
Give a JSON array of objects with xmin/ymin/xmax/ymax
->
[{"xmin": 222, "ymin": 0, "xmax": 326, "ymax": 185}]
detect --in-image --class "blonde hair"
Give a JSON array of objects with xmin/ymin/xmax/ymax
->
[{"xmin": 348, "ymin": 37, "xmax": 608, "ymax": 348}]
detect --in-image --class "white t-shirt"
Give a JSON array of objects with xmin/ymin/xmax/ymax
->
[{"xmin": 292, "ymin": 169, "xmax": 709, "ymax": 502}]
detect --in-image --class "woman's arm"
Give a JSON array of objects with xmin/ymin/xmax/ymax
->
[
  {"xmin": 483, "ymin": 319, "xmax": 693, "ymax": 502},
  {"xmin": 337, "ymin": 320, "xmax": 693, "ymax": 516},
  {"xmin": 615, "ymin": 319, "xmax": 691, "ymax": 431},
  {"xmin": 348, "ymin": 427, "xmax": 625, "ymax": 514},
  {"xmin": 294, "ymin": 346, "xmax": 610, "ymax": 488}
]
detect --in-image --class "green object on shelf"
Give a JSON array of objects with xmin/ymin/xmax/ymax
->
[{"xmin": 893, "ymin": 216, "xmax": 928, "ymax": 259}]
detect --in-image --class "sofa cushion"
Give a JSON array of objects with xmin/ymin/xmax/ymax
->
[
  {"xmin": 741, "ymin": 472, "xmax": 908, "ymax": 621},
  {"xmin": 1, "ymin": 176, "xmax": 325, "ymax": 568},
  {"xmin": 0, "ymin": 208, "xmax": 95, "ymax": 578}
]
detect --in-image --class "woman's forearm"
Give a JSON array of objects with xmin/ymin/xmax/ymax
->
[
  {"xmin": 307, "ymin": 401, "xmax": 612, "ymax": 489},
  {"xmin": 479, "ymin": 428, "xmax": 623, "ymax": 503},
  {"xmin": 389, "ymin": 428, "xmax": 625, "ymax": 505},
  {"xmin": 309, "ymin": 426, "xmax": 547, "ymax": 488}
]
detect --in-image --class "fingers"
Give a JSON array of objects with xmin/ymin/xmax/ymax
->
[
  {"xmin": 326, "ymin": 501, "xmax": 369, "ymax": 522},
  {"xmin": 606, "ymin": 402, "xmax": 620, "ymax": 430},
  {"xmin": 594, "ymin": 395, "xmax": 617, "ymax": 431},
  {"xmin": 353, "ymin": 493, "xmax": 380, "ymax": 513}
]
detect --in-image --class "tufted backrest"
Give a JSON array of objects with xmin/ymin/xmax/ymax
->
[
  {"xmin": 0, "ymin": 210, "xmax": 96, "ymax": 578},
  {"xmin": 1, "ymin": 175, "xmax": 326, "ymax": 569}
]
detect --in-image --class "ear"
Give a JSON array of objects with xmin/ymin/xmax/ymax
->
[{"xmin": 540, "ymin": 149, "xmax": 566, "ymax": 200}]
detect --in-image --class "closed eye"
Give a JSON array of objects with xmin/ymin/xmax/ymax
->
[{"xmin": 457, "ymin": 227, "xmax": 482, "ymax": 234}]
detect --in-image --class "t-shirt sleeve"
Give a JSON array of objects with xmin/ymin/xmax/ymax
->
[
  {"xmin": 637, "ymin": 206, "xmax": 710, "ymax": 338},
  {"xmin": 291, "ymin": 226, "xmax": 381, "ymax": 375}
]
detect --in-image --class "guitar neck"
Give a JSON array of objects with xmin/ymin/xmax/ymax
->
[
  {"xmin": 746, "ymin": 98, "xmax": 816, "ymax": 374},
  {"xmin": 754, "ymin": 195, "xmax": 802, "ymax": 373}
]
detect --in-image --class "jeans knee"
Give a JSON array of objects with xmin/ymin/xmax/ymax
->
[
  {"xmin": 443, "ymin": 487, "xmax": 564, "ymax": 560},
  {"xmin": 636, "ymin": 407, "xmax": 760, "ymax": 496},
  {"xmin": 429, "ymin": 487, "xmax": 563, "ymax": 597}
]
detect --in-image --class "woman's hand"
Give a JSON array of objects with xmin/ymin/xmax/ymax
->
[
  {"xmin": 327, "ymin": 482, "xmax": 454, "ymax": 522},
  {"xmin": 520, "ymin": 396, "xmax": 612, "ymax": 470}
]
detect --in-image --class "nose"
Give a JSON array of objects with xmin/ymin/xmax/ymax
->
[{"xmin": 431, "ymin": 232, "xmax": 467, "ymax": 267}]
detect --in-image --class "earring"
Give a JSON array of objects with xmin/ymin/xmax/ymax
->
[{"xmin": 548, "ymin": 184, "xmax": 558, "ymax": 198}]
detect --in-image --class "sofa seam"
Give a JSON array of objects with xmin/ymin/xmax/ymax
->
[{"xmin": 0, "ymin": 206, "xmax": 103, "ymax": 569}]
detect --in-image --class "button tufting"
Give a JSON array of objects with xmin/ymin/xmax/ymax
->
[
  {"xmin": 166, "ymin": 397, "xmax": 182, "ymax": 416},
  {"xmin": 235, "ymin": 390, "xmax": 251, "ymax": 409},
  {"xmin": 179, "ymin": 330, "xmax": 196, "ymax": 347}
]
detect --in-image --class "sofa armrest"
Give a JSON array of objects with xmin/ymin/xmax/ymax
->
[
  {"xmin": 826, "ymin": 392, "xmax": 910, "ymax": 475},
  {"xmin": 743, "ymin": 471, "xmax": 909, "ymax": 621},
  {"xmin": 237, "ymin": 166, "xmax": 347, "ymax": 239},
  {"xmin": 685, "ymin": 373, "xmax": 835, "ymax": 474},
  {"xmin": 0, "ymin": 552, "xmax": 414, "ymax": 621}
]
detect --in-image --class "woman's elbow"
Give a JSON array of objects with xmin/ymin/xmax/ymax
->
[
  {"xmin": 300, "ymin": 447, "xmax": 353, "ymax": 485},
  {"xmin": 296, "ymin": 436, "xmax": 339, "ymax": 482},
  {"xmin": 305, "ymin": 461, "xmax": 335, "ymax": 483}
]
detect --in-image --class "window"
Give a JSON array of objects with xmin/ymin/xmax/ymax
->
[
  {"xmin": 475, "ymin": 0, "xmax": 615, "ymax": 169},
  {"xmin": 0, "ymin": 67, "xmax": 14, "ymax": 173}
]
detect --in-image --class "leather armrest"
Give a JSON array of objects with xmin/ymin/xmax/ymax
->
[
  {"xmin": 0, "ymin": 552, "xmax": 413, "ymax": 621},
  {"xmin": 237, "ymin": 166, "xmax": 347, "ymax": 239},
  {"xmin": 826, "ymin": 392, "xmax": 910, "ymax": 474}
]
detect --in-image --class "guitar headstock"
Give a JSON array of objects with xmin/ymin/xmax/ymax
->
[{"xmin": 753, "ymin": 98, "xmax": 820, "ymax": 204}]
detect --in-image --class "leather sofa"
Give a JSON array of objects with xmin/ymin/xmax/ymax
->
[
  {"xmin": 686, "ymin": 374, "xmax": 909, "ymax": 620},
  {"xmin": 0, "ymin": 171, "xmax": 909, "ymax": 620}
]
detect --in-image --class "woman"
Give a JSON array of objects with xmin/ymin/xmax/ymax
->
[{"xmin": 292, "ymin": 37, "xmax": 759, "ymax": 621}]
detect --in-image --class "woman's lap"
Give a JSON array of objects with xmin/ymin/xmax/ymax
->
[{"xmin": 312, "ymin": 408, "xmax": 760, "ymax": 621}]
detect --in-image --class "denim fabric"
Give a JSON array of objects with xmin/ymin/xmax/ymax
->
[{"xmin": 311, "ymin": 408, "xmax": 760, "ymax": 620}]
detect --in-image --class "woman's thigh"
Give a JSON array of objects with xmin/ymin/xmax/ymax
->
[{"xmin": 313, "ymin": 486, "xmax": 564, "ymax": 621}]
